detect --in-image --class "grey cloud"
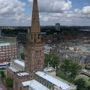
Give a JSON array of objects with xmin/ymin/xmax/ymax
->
[
  {"xmin": 0, "ymin": 0, "xmax": 90, "ymax": 26},
  {"xmin": 29, "ymin": 0, "xmax": 72, "ymax": 13}
]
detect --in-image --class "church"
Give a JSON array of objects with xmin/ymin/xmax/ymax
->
[{"xmin": 6, "ymin": 0, "xmax": 76, "ymax": 90}]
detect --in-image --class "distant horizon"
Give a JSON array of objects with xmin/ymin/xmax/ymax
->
[{"xmin": 0, "ymin": 25, "xmax": 90, "ymax": 27}]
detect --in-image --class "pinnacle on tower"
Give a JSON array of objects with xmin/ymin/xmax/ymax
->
[
  {"xmin": 29, "ymin": 0, "xmax": 41, "ymax": 43},
  {"xmin": 31, "ymin": 0, "xmax": 40, "ymax": 33}
]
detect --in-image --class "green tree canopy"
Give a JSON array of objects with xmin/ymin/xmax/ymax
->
[
  {"xmin": 74, "ymin": 78, "xmax": 86, "ymax": 90},
  {"xmin": 20, "ymin": 53, "xmax": 25, "ymax": 60},
  {"xmin": 45, "ymin": 54, "xmax": 59, "ymax": 69},
  {"xmin": 0, "ymin": 71, "xmax": 5, "ymax": 79},
  {"xmin": 5, "ymin": 77, "xmax": 13, "ymax": 88},
  {"xmin": 60, "ymin": 59, "xmax": 81, "ymax": 79},
  {"xmin": 86, "ymin": 86, "xmax": 90, "ymax": 90}
]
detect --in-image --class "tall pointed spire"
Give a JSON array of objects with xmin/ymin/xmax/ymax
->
[
  {"xmin": 25, "ymin": 0, "xmax": 44, "ymax": 75},
  {"xmin": 30, "ymin": 0, "xmax": 41, "ymax": 43},
  {"xmin": 31, "ymin": 0, "xmax": 40, "ymax": 33}
]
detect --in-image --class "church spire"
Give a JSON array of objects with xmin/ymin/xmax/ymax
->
[
  {"xmin": 31, "ymin": 0, "xmax": 40, "ymax": 33},
  {"xmin": 25, "ymin": 0, "xmax": 44, "ymax": 74},
  {"xmin": 30, "ymin": 0, "xmax": 41, "ymax": 43}
]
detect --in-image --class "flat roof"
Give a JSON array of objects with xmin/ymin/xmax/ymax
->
[
  {"xmin": 44, "ymin": 67, "xmax": 55, "ymax": 72},
  {"xmin": 14, "ymin": 59, "xmax": 25, "ymax": 67},
  {"xmin": 0, "ymin": 43, "xmax": 10, "ymax": 47},
  {"xmin": 9, "ymin": 66, "xmax": 18, "ymax": 72},
  {"xmin": 0, "ymin": 62, "xmax": 10, "ymax": 65},
  {"xmin": 22, "ymin": 80, "xmax": 49, "ymax": 90},
  {"xmin": 17, "ymin": 72, "xmax": 29, "ymax": 77},
  {"xmin": 44, "ymin": 45, "xmax": 52, "ymax": 49},
  {"xmin": 36, "ymin": 71, "xmax": 71, "ymax": 90}
]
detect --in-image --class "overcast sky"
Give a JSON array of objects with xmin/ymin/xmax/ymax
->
[{"xmin": 0, "ymin": 0, "xmax": 90, "ymax": 26}]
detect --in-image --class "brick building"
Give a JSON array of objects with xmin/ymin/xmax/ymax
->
[{"xmin": 0, "ymin": 38, "xmax": 17, "ymax": 63}]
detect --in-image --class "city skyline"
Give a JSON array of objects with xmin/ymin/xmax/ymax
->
[{"xmin": 0, "ymin": 0, "xmax": 90, "ymax": 26}]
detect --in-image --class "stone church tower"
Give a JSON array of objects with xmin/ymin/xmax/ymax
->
[{"xmin": 25, "ymin": 0, "xmax": 44, "ymax": 77}]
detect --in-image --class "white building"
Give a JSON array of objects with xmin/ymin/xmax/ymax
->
[
  {"xmin": 44, "ymin": 44, "xmax": 52, "ymax": 54},
  {"xmin": 36, "ymin": 71, "xmax": 76, "ymax": 90},
  {"xmin": 9, "ymin": 59, "xmax": 25, "ymax": 73},
  {"xmin": 22, "ymin": 80, "xmax": 49, "ymax": 90},
  {"xmin": 7, "ymin": 59, "xmax": 76, "ymax": 90}
]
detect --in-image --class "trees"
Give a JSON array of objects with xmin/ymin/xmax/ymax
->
[
  {"xmin": 0, "ymin": 71, "xmax": 5, "ymax": 79},
  {"xmin": 0, "ymin": 71, "xmax": 13, "ymax": 89},
  {"xmin": 45, "ymin": 54, "xmax": 50, "ymax": 67},
  {"xmin": 57, "ymin": 59, "xmax": 81, "ymax": 82},
  {"xmin": 74, "ymin": 78, "xmax": 86, "ymax": 90},
  {"xmin": 45, "ymin": 54, "xmax": 59, "ymax": 69},
  {"xmin": 86, "ymin": 86, "xmax": 90, "ymax": 90},
  {"xmin": 5, "ymin": 77, "xmax": 13, "ymax": 88},
  {"xmin": 60, "ymin": 59, "xmax": 81, "ymax": 79},
  {"xmin": 20, "ymin": 53, "xmax": 25, "ymax": 60}
]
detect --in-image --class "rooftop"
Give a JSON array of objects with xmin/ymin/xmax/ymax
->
[
  {"xmin": 0, "ymin": 62, "xmax": 10, "ymax": 65},
  {"xmin": 0, "ymin": 37, "xmax": 16, "ymax": 43},
  {"xmin": 9, "ymin": 66, "xmax": 18, "ymax": 72},
  {"xmin": 44, "ymin": 45, "xmax": 52, "ymax": 49},
  {"xmin": 0, "ymin": 37, "xmax": 16, "ymax": 47},
  {"xmin": 22, "ymin": 80, "xmax": 49, "ymax": 90},
  {"xmin": 17, "ymin": 72, "xmax": 29, "ymax": 77},
  {"xmin": 0, "ymin": 43, "xmax": 10, "ymax": 47},
  {"xmin": 36, "ymin": 71, "xmax": 71, "ymax": 90},
  {"xmin": 44, "ymin": 67, "xmax": 55, "ymax": 72},
  {"xmin": 14, "ymin": 59, "xmax": 25, "ymax": 67}
]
